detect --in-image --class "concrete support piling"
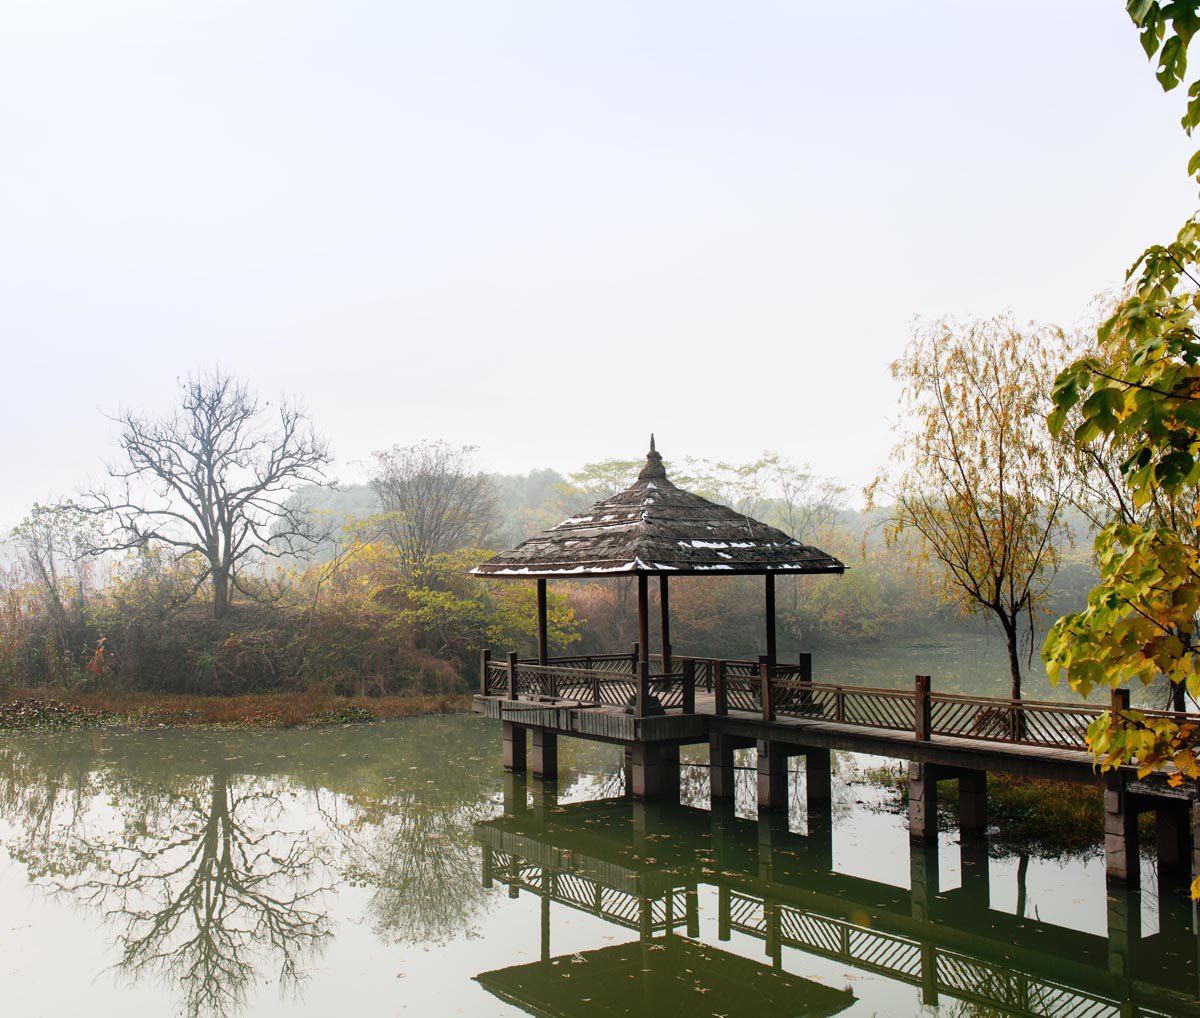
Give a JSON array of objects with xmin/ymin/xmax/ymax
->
[
  {"xmin": 630, "ymin": 742, "xmax": 661, "ymax": 800},
  {"xmin": 908, "ymin": 762, "xmax": 939, "ymax": 841},
  {"xmin": 709, "ymin": 733, "xmax": 736, "ymax": 802},
  {"xmin": 1104, "ymin": 773, "xmax": 1141, "ymax": 886},
  {"xmin": 659, "ymin": 744, "xmax": 681, "ymax": 804},
  {"xmin": 503, "ymin": 722, "xmax": 527, "ymax": 774},
  {"xmin": 531, "ymin": 729, "xmax": 557, "ymax": 780},
  {"xmin": 757, "ymin": 739, "xmax": 788, "ymax": 813},
  {"xmin": 1156, "ymin": 800, "xmax": 1190, "ymax": 876},
  {"xmin": 804, "ymin": 747, "xmax": 833, "ymax": 812},
  {"xmin": 958, "ymin": 770, "xmax": 988, "ymax": 836}
]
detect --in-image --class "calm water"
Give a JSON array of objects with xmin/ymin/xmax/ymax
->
[{"xmin": 0, "ymin": 714, "xmax": 1194, "ymax": 1017}]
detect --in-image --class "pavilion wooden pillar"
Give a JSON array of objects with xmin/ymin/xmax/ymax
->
[
  {"xmin": 636, "ymin": 573, "xmax": 651, "ymax": 716},
  {"xmin": 764, "ymin": 573, "xmax": 777, "ymax": 666},
  {"xmin": 536, "ymin": 578, "xmax": 548, "ymax": 665},
  {"xmin": 659, "ymin": 575, "xmax": 672, "ymax": 673}
]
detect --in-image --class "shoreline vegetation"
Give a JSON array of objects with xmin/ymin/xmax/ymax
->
[
  {"xmin": 0, "ymin": 689, "xmax": 471, "ymax": 731},
  {"xmin": 859, "ymin": 761, "xmax": 1155, "ymax": 857}
]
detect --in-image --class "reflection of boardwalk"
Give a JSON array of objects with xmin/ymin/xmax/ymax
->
[
  {"xmin": 474, "ymin": 789, "xmax": 1200, "ymax": 1018},
  {"xmin": 729, "ymin": 892, "xmax": 1121, "ymax": 1018}
]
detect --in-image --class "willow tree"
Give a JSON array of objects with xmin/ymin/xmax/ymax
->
[{"xmin": 870, "ymin": 315, "xmax": 1072, "ymax": 700}]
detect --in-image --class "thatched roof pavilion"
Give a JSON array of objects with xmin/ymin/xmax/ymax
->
[
  {"xmin": 472, "ymin": 439, "xmax": 844, "ymax": 713},
  {"xmin": 473, "ymin": 436, "xmax": 843, "ymax": 578}
]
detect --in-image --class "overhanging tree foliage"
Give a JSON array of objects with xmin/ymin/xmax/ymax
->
[{"xmin": 1044, "ymin": 4, "xmax": 1200, "ymax": 814}]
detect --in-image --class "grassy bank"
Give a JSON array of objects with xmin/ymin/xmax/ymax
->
[
  {"xmin": 860, "ymin": 761, "xmax": 1153, "ymax": 858},
  {"xmin": 0, "ymin": 689, "xmax": 472, "ymax": 731}
]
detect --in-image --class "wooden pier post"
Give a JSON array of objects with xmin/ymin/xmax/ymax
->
[
  {"xmin": 714, "ymin": 660, "xmax": 727, "ymax": 716},
  {"xmin": 531, "ymin": 729, "xmax": 557, "ymax": 780},
  {"xmin": 759, "ymin": 657, "xmax": 774, "ymax": 722},
  {"xmin": 507, "ymin": 651, "xmax": 518, "ymax": 700},
  {"xmin": 681, "ymin": 659, "xmax": 695, "ymax": 714},
  {"xmin": 479, "ymin": 649, "xmax": 491, "ymax": 695},
  {"xmin": 764, "ymin": 573, "xmax": 777, "ymax": 666},
  {"xmin": 636, "ymin": 659, "xmax": 652, "ymax": 717},
  {"xmin": 536, "ymin": 579, "xmax": 548, "ymax": 665},
  {"xmin": 659, "ymin": 575, "xmax": 672, "ymax": 674},
  {"xmin": 798, "ymin": 651, "xmax": 813, "ymax": 712},
  {"xmin": 685, "ymin": 886, "xmax": 700, "ymax": 938},
  {"xmin": 914, "ymin": 675, "xmax": 931, "ymax": 741}
]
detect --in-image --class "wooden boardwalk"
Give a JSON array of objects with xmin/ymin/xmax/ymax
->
[{"xmin": 474, "ymin": 673, "xmax": 1199, "ymax": 888}]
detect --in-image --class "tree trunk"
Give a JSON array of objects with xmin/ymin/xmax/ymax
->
[
  {"xmin": 212, "ymin": 567, "xmax": 230, "ymax": 618},
  {"xmin": 1000, "ymin": 614, "xmax": 1022, "ymax": 701}
]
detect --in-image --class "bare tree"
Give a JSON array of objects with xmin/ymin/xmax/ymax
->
[
  {"xmin": 771, "ymin": 458, "xmax": 846, "ymax": 544},
  {"xmin": 85, "ymin": 370, "xmax": 332, "ymax": 618},
  {"xmin": 9, "ymin": 501, "xmax": 97, "ymax": 643},
  {"xmin": 370, "ymin": 441, "xmax": 495, "ymax": 583}
]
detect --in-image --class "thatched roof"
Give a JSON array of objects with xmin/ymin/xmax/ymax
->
[{"xmin": 472, "ymin": 438, "xmax": 845, "ymax": 579}]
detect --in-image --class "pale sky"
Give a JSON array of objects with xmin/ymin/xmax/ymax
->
[{"xmin": 2, "ymin": 0, "xmax": 1197, "ymax": 527}]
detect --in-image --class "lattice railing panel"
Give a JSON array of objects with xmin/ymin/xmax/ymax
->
[
  {"xmin": 1018, "ymin": 704, "xmax": 1099, "ymax": 751},
  {"xmin": 838, "ymin": 687, "xmax": 915, "ymax": 731},
  {"xmin": 596, "ymin": 678, "xmax": 636, "ymax": 706},
  {"xmin": 930, "ymin": 697, "xmax": 1013, "ymax": 740},
  {"xmin": 936, "ymin": 952, "xmax": 1119, "ymax": 1018},
  {"xmin": 778, "ymin": 908, "xmax": 844, "ymax": 955},
  {"xmin": 728, "ymin": 891, "xmax": 765, "ymax": 932},
  {"xmin": 484, "ymin": 661, "xmax": 508, "ymax": 695},
  {"xmin": 847, "ymin": 926, "xmax": 923, "ymax": 979},
  {"xmin": 773, "ymin": 681, "xmax": 834, "ymax": 719},
  {"xmin": 930, "ymin": 695, "xmax": 1102, "ymax": 751},
  {"xmin": 724, "ymin": 664, "xmax": 763, "ymax": 713}
]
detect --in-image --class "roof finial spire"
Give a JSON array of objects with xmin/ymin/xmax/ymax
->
[{"xmin": 638, "ymin": 434, "xmax": 667, "ymax": 482}]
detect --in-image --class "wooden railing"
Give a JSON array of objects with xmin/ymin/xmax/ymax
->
[{"xmin": 479, "ymin": 648, "xmax": 1189, "ymax": 754}]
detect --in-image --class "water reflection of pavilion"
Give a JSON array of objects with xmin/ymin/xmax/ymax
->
[{"xmin": 474, "ymin": 782, "xmax": 1200, "ymax": 1018}]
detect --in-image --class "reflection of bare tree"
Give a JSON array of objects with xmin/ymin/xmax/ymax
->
[
  {"xmin": 5, "ymin": 758, "xmax": 331, "ymax": 1018},
  {"xmin": 336, "ymin": 789, "xmax": 493, "ymax": 946}
]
